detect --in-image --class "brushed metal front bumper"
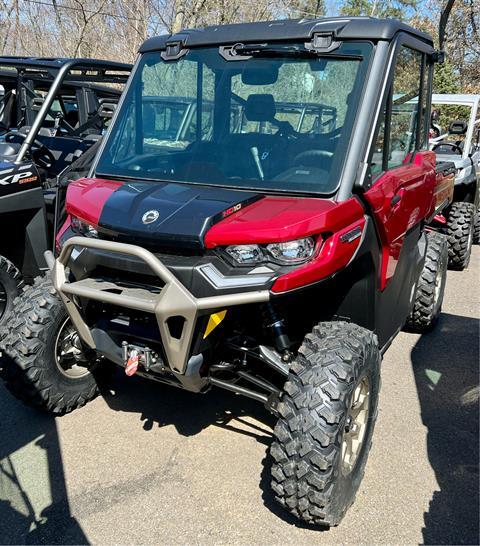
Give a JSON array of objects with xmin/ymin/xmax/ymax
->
[{"xmin": 48, "ymin": 237, "xmax": 270, "ymax": 374}]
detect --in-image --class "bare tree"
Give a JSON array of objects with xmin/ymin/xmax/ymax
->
[{"xmin": 0, "ymin": 0, "xmax": 474, "ymax": 95}]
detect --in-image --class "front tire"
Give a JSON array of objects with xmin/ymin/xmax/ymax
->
[
  {"xmin": 0, "ymin": 276, "xmax": 101, "ymax": 414},
  {"xmin": 473, "ymin": 208, "xmax": 480, "ymax": 244},
  {"xmin": 0, "ymin": 255, "xmax": 24, "ymax": 334},
  {"xmin": 447, "ymin": 202, "xmax": 475, "ymax": 269},
  {"xmin": 270, "ymin": 322, "xmax": 381, "ymax": 527},
  {"xmin": 406, "ymin": 231, "xmax": 448, "ymax": 333}
]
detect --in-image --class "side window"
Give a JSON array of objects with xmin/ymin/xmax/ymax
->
[
  {"xmin": 371, "ymin": 46, "xmax": 424, "ymax": 175},
  {"xmin": 141, "ymin": 59, "xmax": 215, "ymax": 150},
  {"xmin": 370, "ymin": 118, "xmax": 386, "ymax": 175}
]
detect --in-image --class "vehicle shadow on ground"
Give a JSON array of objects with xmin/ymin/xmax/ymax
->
[
  {"xmin": 411, "ymin": 312, "xmax": 479, "ymax": 545},
  {"xmin": 103, "ymin": 370, "xmax": 276, "ymax": 445},
  {"xmin": 104, "ymin": 369, "xmax": 326, "ymax": 530},
  {"xmin": 102, "ymin": 371, "xmax": 311, "ymax": 527},
  {"xmin": 0, "ymin": 383, "xmax": 89, "ymax": 545}
]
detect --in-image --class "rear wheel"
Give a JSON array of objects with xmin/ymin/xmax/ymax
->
[
  {"xmin": 1, "ymin": 276, "xmax": 101, "ymax": 414},
  {"xmin": 0, "ymin": 255, "xmax": 24, "ymax": 334},
  {"xmin": 406, "ymin": 231, "xmax": 448, "ymax": 333},
  {"xmin": 447, "ymin": 202, "xmax": 475, "ymax": 269},
  {"xmin": 270, "ymin": 322, "xmax": 381, "ymax": 527}
]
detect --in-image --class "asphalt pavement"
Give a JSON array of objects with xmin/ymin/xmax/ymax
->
[{"xmin": 1, "ymin": 248, "xmax": 479, "ymax": 545}]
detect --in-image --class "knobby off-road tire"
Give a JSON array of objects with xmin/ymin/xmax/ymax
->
[
  {"xmin": 406, "ymin": 231, "xmax": 448, "ymax": 333},
  {"xmin": 473, "ymin": 208, "xmax": 480, "ymax": 244},
  {"xmin": 447, "ymin": 202, "xmax": 475, "ymax": 269},
  {"xmin": 0, "ymin": 255, "xmax": 24, "ymax": 335},
  {"xmin": 270, "ymin": 322, "xmax": 381, "ymax": 527},
  {"xmin": 1, "ymin": 275, "xmax": 101, "ymax": 414}
]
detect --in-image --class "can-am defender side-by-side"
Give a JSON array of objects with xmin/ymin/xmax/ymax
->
[
  {"xmin": 429, "ymin": 94, "xmax": 480, "ymax": 268},
  {"xmin": 0, "ymin": 58, "xmax": 131, "ymax": 327},
  {"xmin": 1, "ymin": 18, "xmax": 454, "ymax": 526}
]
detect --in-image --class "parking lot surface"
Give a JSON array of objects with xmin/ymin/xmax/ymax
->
[{"xmin": 1, "ymin": 248, "xmax": 479, "ymax": 545}]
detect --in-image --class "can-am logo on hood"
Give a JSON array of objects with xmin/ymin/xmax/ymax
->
[{"xmin": 142, "ymin": 210, "xmax": 160, "ymax": 224}]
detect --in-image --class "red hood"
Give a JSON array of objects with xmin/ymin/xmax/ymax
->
[{"xmin": 205, "ymin": 196, "xmax": 364, "ymax": 248}]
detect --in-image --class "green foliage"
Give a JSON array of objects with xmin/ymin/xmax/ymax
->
[
  {"xmin": 432, "ymin": 61, "xmax": 461, "ymax": 94},
  {"xmin": 340, "ymin": 0, "xmax": 373, "ymax": 16}
]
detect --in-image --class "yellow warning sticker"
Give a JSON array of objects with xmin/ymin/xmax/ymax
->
[{"xmin": 203, "ymin": 310, "xmax": 227, "ymax": 339}]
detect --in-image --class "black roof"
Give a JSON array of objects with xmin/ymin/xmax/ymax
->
[{"xmin": 140, "ymin": 17, "xmax": 433, "ymax": 53}]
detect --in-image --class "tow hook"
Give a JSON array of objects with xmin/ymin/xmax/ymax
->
[{"xmin": 122, "ymin": 341, "xmax": 157, "ymax": 376}]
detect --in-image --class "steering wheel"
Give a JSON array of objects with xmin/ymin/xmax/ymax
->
[
  {"xmin": 275, "ymin": 120, "xmax": 299, "ymax": 140},
  {"xmin": 4, "ymin": 131, "xmax": 56, "ymax": 169},
  {"xmin": 432, "ymin": 141, "xmax": 463, "ymax": 155},
  {"xmin": 294, "ymin": 149, "xmax": 333, "ymax": 167}
]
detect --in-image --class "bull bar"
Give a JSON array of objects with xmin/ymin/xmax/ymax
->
[{"xmin": 47, "ymin": 237, "xmax": 270, "ymax": 374}]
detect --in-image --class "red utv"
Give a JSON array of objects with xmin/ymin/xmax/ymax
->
[{"xmin": 1, "ymin": 18, "xmax": 454, "ymax": 527}]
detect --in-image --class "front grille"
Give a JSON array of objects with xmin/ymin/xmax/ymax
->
[
  {"xmin": 92, "ymin": 265, "xmax": 165, "ymax": 291},
  {"xmin": 99, "ymin": 232, "xmax": 205, "ymax": 257}
]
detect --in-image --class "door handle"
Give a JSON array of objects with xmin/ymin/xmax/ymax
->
[
  {"xmin": 391, "ymin": 194, "xmax": 402, "ymax": 207},
  {"xmin": 391, "ymin": 188, "xmax": 405, "ymax": 208}
]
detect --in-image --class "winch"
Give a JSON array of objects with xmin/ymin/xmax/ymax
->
[{"xmin": 122, "ymin": 341, "xmax": 163, "ymax": 376}]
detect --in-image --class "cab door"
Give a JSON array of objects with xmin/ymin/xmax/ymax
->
[{"xmin": 364, "ymin": 41, "xmax": 435, "ymax": 346}]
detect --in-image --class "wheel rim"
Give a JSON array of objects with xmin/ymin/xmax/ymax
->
[
  {"xmin": 55, "ymin": 318, "xmax": 91, "ymax": 378},
  {"xmin": 341, "ymin": 376, "xmax": 370, "ymax": 474},
  {"xmin": 0, "ymin": 280, "xmax": 7, "ymax": 320},
  {"xmin": 466, "ymin": 223, "xmax": 473, "ymax": 257},
  {"xmin": 434, "ymin": 261, "xmax": 444, "ymax": 304}
]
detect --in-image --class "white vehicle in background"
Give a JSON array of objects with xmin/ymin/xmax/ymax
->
[{"xmin": 430, "ymin": 94, "xmax": 480, "ymax": 267}]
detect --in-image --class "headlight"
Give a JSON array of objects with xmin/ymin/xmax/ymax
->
[
  {"xmin": 226, "ymin": 244, "xmax": 264, "ymax": 264},
  {"xmin": 71, "ymin": 216, "xmax": 98, "ymax": 238},
  {"xmin": 266, "ymin": 237, "xmax": 315, "ymax": 264},
  {"xmin": 225, "ymin": 237, "xmax": 315, "ymax": 265}
]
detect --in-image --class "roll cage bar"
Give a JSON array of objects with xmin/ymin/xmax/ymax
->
[{"xmin": 0, "ymin": 57, "xmax": 132, "ymax": 164}]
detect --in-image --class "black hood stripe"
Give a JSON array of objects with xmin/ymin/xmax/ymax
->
[{"xmin": 98, "ymin": 180, "xmax": 262, "ymax": 250}]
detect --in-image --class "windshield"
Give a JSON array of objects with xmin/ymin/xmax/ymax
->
[
  {"xmin": 95, "ymin": 43, "xmax": 372, "ymax": 194},
  {"xmin": 430, "ymin": 103, "xmax": 473, "ymax": 153}
]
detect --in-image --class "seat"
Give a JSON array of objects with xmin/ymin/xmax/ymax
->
[
  {"xmin": 244, "ymin": 94, "xmax": 276, "ymax": 122},
  {"xmin": 0, "ymin": 141, "xmax": 20, "ymax": 159},
  {"xmin": 448, "ymin": 120, "xmax": 467, "ymax": 136}
]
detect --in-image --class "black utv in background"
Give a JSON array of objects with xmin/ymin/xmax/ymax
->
[{"xmin": 0, "ymin": 57, "xmax": 131, "ymax": 327}]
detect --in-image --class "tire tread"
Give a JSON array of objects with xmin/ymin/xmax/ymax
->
[
  {"xmin": 447, "ymin": 202, "xmax": 475, "ymax": 269},
  {"xmin": 270, "ymin": 321, "xmax": 380, "ymax": 527},
  {"xmin": 0, "ymin": 276, "xmax": 99, "ymax": 414},
  {"xmin": 406, "ymin": 231, "xmax": 448, "ymax": 333},
  {"xmin": 0, "ymin": 255, "xmax": 25, "ymax": 334}
]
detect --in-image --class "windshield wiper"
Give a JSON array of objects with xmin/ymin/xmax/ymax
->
[{"xmin": 222, "ymin": 43, "xmax": 362, "ymax": 61}]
